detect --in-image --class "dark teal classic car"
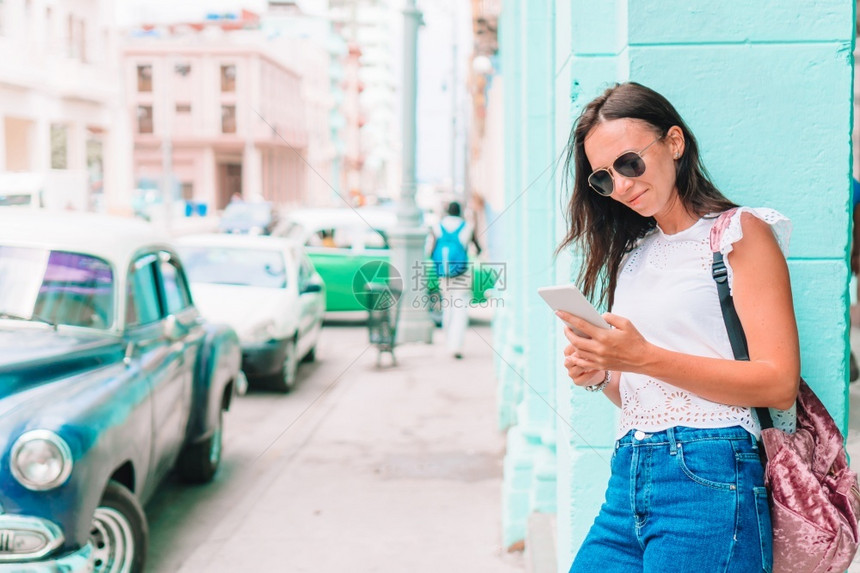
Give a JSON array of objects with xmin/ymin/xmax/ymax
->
[{"xmin": 0, "ymin": 211, "xmax": 242, "ymax": 572}]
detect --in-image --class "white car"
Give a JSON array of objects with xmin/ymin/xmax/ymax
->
[{"xmin": 176, "ymin": 234, "xmax": 326, "ymax": 392}]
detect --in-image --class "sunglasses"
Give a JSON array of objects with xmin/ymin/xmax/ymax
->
[{"xmin": 587, "ymin": 136, "xmax": 663, "ymax": 197}]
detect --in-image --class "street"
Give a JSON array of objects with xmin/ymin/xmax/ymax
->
[{"xmin": 145, "ymin": 314, "xmax": 524, "ymax": 573}]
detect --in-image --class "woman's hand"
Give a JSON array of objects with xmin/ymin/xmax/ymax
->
[
  {"xmin": 562, "ymin": 343, "xmax": 605, "ymax": 388},
  {"xmin": 556, "ymin": 310, "xmax": 652, "ymax": 374}
]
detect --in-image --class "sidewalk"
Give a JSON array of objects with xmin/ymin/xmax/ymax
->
[{"xmin": 173, "ymin": 310, "xmax": 524, "ymax": 572}]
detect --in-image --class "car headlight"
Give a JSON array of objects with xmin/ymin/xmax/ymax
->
[{"xmin": 10, "ymin": 431, "xmax": 73, "ymax": 491}]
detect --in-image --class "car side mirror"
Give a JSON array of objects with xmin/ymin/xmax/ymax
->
[{"xmin": 302, "ymin": 283, "xmax": 322, "ymax": 294}]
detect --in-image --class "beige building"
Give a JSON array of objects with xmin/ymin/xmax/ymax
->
[
  {"xmin": 125, "ymin": 30, "xmax": 309, "ymax": 212},
  {"xmin": 0, "ymin": 0, "xmax": 126, "ymax": 212}
]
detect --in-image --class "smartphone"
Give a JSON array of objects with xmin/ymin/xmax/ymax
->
[{"xmin": 537, "ymin": 284, "xmax": 611, "ymax": 337}]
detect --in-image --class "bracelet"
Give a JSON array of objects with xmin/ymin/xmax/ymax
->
[{"xmin": 584, "ymin": 370, "xmax": 612, "ymax": 393}]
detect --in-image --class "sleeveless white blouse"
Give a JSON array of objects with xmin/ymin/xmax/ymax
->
[{"xmin": 612, "ymin": 207, "xmax": 795, "ymax": 439}]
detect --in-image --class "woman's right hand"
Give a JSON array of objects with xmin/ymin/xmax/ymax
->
[{"xmin": 563, "ymin": 343, "xmax": 606, "ymax": 387}]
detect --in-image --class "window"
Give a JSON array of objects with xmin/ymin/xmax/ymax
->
[
  {"xmin": 137, "ymin": 65, "xmax": 152, "ymax": 92},
  {"xmin": 176, "ymin": 103, "xmax": 191, "ymax": 114},
  {"xmin": 0, "ymin": 248, "xmax": 116, "ymax": 329},
  {"xmin": 126, "ymin": 255, "xmax": 160, "ymax": 326},
  {"xmin": 221, "ymin": 105, "xmax": 236, "ymax": 134},
  {"xmin": 159, "ymin": 256, "xmax": 192, "ymax": 314},
  {"xmin": 298, "ymin": 254, "xmax": 314, "ymax": 291},
  {"xmin": 50, "ymin": 124, "xmax": 67, "ymax": 169},
  {"xmin": 179, "ymin": 246, "xmax": 286, "ymax": 289},
  {"xmin": 137, "ymin": 105, "xmax": 153, "ymax": 134},
  {"xmin": 220, "ymin": 64, "xmax": 236, "ymax": 92}
]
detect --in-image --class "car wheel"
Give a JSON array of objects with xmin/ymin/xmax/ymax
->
[
  {"xmin": 178, "ymin": 408, "xmax": 223, "ymax": 484},
  {"xmin": 272, "ymin": 337, "xmax": 298, "ymax": 393},
  {"xmin": 301, "ymin": 345, "xmax": 316, "ymax": 363},
  {"xmin": 90, "ymin": 481, "xmax": 148, "ymax": 573}
]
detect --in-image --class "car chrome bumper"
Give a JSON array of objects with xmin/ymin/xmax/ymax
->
[
  {"xmin": 241, "ymin": 338, "xmax": 289, "ymax": 378},
  {"xmin": 0, "ymin": 542, "xmax": 93, "ymax": 572}
]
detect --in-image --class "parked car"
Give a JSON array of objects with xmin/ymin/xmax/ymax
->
[
  {"xmin": 278, "ymin": 207, "xmax": 497, "ymax": 315},
  {"xmin": 218, "ymin": 201, "xmax": 280, "ymax": 235},
  {"xmin": 0, "ymin": 211, "xmax": 241, "ymax": 572},
  {"xmin": 176, "ymin": 234, "xmax": 325, "ymax": 392}
]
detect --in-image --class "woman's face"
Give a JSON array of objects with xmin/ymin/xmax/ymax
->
[{"xmin": 583, "ymin": 118, "xmax": 683, "ymax": 219}]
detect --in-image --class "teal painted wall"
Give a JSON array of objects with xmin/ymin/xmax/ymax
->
[{"xmin": 495, "ymin": 0, "xmax": 855, "ymax": 570}]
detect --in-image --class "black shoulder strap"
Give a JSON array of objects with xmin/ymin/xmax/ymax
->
[{"xmin": 711, "ymin": 250, "xmax": 774, "ymax": 430}]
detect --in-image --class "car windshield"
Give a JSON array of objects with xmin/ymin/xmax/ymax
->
[
  {"xmin": 305, "ymin": 226, "xmax": 388, "ymax": 249},
  {"xmin": 179, "ymin": 246, "xmax": 287, "ymax": 288},
  {"xmin": 0, "ymin": 246, "xmax": 114, "ymax": 329}
]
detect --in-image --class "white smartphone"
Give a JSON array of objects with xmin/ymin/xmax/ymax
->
[{"xmin": 537, "ymin": 284, "xmax": 611, "ymax": 337}]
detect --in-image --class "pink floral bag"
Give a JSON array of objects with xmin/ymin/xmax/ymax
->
[{"xmin": 711, "ymin": 209, "xmax": 860, "ymax": 572}]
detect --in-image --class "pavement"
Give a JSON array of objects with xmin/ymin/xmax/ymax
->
[{"xmin": 166, "ymin": 307, "xmax": 524, "ymax": 573}]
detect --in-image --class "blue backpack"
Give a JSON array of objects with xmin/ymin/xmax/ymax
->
[{"xmin": 432, "ymin": 220, "xmax": 468, "ymax": 277}]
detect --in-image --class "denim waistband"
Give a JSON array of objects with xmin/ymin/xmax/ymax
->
[{"xmin": 617, "ymin": 425, "xmax": 757, "ymax": 449}]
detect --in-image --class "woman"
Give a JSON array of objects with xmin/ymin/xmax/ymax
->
[{"xmin": 558, "ymin": 82, "xmax": 799, "ymax": 572}]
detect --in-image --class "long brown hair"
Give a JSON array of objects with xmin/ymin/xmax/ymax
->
[{"xmin": 557, "ymin": 82, "xmax": 736, "ymax": 308}]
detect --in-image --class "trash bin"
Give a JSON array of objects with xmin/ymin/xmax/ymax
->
[{"xmin": 364, "ymin": 282, "xmax": 401, "ymax": 367}]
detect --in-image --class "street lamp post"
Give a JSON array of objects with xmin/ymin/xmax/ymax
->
[{"xmin": 389, "ymin": 0, "xmax": 434, "ymax": 344}]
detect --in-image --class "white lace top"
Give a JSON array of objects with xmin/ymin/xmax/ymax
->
[{"xmin": 612, "ymin": 207, "xmax": 796, "ymax": 439}]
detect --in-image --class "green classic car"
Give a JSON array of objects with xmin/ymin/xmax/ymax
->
[{"xmin": 277, "ymin": 207, "xmax": 496, "ymax": 313}]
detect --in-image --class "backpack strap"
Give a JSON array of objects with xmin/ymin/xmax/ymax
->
[
  {"xmin": 439, "ymin": 220, "xmax": 466, "ymax": 239},
  {"xmin": 709, "ymin": 208, "xmax": 775, "ymax": 431}
]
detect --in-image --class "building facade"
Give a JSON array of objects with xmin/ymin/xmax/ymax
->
[
  {"xmin": 124, "ymin": 25, "xmax": 309, "ymax": 213},
  {"xmin": 330, "ymin": 0, "xmax": 400, "ymax": 201},
  {"xmin": 492, "ymin": 1, "xmax": 855, "ymax": 569},
  {"xmin": 263, "ymin": 0, "xmax": 345, "ymax": 207},
  {"xmin": 0, "ymin": 0, "xmax": 126, "ymax": 212}
]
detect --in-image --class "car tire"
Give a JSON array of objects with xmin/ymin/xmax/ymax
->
[
  {"xmin": 302, "ymin": 345, "xmax": 316, "ymax": 363},
  {"xmin": 90, "ymin": 481, "xmax": 148, "ymax": 573},
  {"xmin": 272, "ymin": 337, "xmax": 298, "ymax": 393},
  {"xmin": 178, "ymin": 408, "xmax": 223, "ymax": 484}
]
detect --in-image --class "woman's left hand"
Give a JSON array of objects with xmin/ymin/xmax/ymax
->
[{"xmin": 556, "ymin": 311, "xmax": 652, "ymax": 374}]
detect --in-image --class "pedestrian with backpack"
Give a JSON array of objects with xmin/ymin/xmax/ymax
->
[{"xmin": 429, "ymin": 201, "xmax": 482, "ymax": 359}]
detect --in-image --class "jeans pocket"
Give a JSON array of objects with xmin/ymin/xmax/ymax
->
[
  {"xmin": 675, "ymin": 440, "xmax": 737, "ymax": 491},
  {"xmin": 753, "ymin": 486, "xmax": 773, "ymax": 573}
]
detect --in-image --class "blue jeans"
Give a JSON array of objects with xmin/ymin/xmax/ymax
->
[{"xmin": 569, "ymin": 426, "xmax": 772, "ymax": 573}]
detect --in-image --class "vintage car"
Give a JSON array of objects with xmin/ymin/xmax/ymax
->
[
  {"xmin": 277, "ymin": 207, "xmax": 497, "ymax": 315},
  {"xmin": 0, "ymin": 211, "xmax": 242, "ymax": 572},
  {"xmin": 177, "ymin": 234, "xmax": 326, "ymax": 392}
]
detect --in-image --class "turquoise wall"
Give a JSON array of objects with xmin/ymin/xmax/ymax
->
[{"xmin": 495, "ymin": 0, "xmax": 855, "ymax": 569}]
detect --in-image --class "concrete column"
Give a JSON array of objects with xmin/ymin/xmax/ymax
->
[
  {"xmin": 201, "ymin": 147, "xmax": 217, "ymax": 210},
  {"xmin": 32, "ymin": 115, "xmax": 49, "ymax": 172},
  {"xmin": 243, "ymin": 141, "xmax": 262, "ymax": 200},
  {"xmin": 501, "ymin": 0, "xmax": 560, "ymax": 551},
  {"xmin": 104, "ymin": 98, "xmax": 134, "ymax": 215},
  {"xmin": 498, "ymin": 0, "xmax": 529, "ymax": 549}
]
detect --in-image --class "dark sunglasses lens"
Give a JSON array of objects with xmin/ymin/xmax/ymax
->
[
  {"xmin": 588, "ymin": 170, "xmax": 613, "ymax": 196},
  {"xmin": 614, "ymin": 152, "xmax": 646, "ymax": 178}
]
